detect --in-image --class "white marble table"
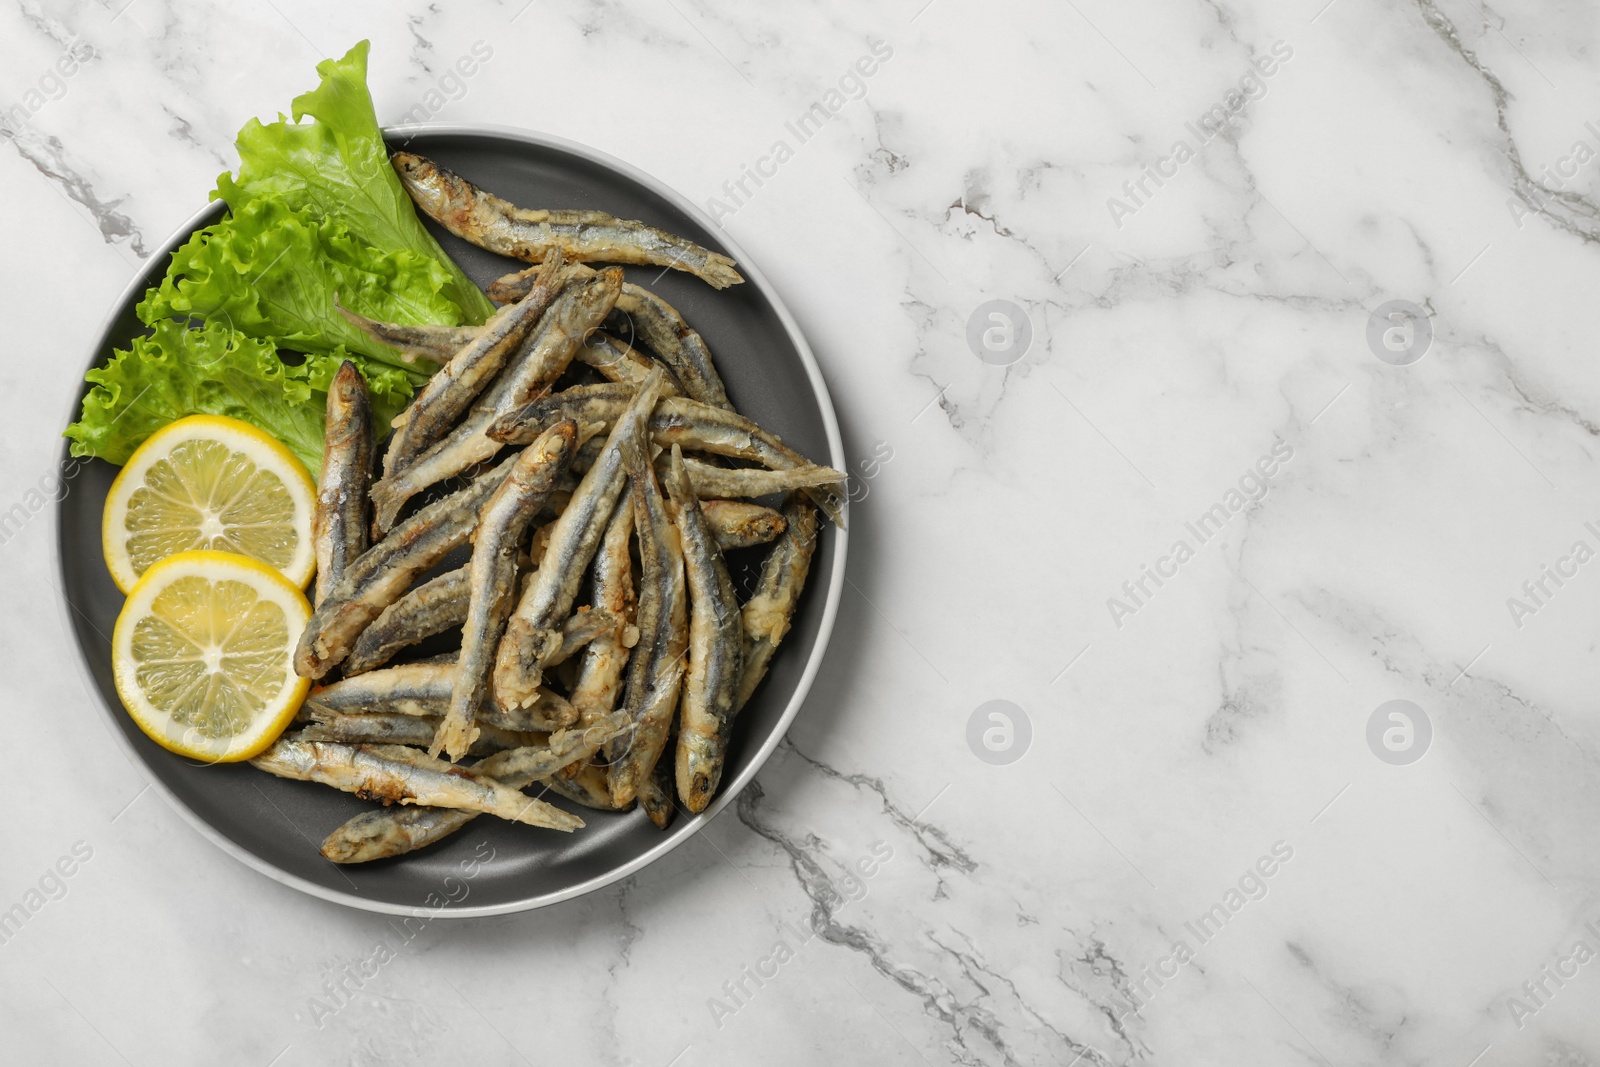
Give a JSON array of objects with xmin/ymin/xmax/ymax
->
[{"xmin": 4, "ymin": 0, "xmax": 1600, "ymax": 1063}]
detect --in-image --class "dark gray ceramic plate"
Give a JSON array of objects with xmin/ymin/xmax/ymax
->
[{"xmin": 55, "ymin": 126, "xmax": 846, "ymax": 916}]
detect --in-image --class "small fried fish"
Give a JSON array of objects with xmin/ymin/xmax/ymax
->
[{"xmin": 396, "ymin": 152, "xmax": 742, "ymax": 289}]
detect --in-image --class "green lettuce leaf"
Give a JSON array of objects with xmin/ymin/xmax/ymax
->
[
  {"xmin": 137, "ymin": 196, "xmax": 461, "ymax": 378},
  {"xmin": 65, "ymin": 319, "xmax": 409, "ymax": 474},
  {"xmin": 214, "ymin": 39, "xmax": 491, "ymax": 324}
]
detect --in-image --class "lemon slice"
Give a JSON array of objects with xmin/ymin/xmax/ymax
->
[
  {"xmin": 102, "ymin": 414, "xmax": 316, "ymax": 594},
  {"xmin": 113, "ymin": 550, "xmax": 312, "ymax": 762}
]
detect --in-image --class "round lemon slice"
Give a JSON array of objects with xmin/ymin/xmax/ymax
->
[
  {"xmin": 102, "ymin": 414, "xmax": 316, "ymax": 594},
  {"xmin": 113, "ymin": 550, "xmax": 312, "ymax": 762}
]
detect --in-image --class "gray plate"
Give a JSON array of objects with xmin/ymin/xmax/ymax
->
[{"xmin": 54, "ymin": 126, "xmax": 846, "ymax": 917}]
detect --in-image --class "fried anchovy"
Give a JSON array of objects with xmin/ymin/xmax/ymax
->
[
  {"xmin": 639, "ymin": 745, "xmax": 676, "ymax": 829},
  {"xmin": 486, "ymin": 264, "xmax": 540, "ymax": 304},
  {"xmin": 368, "ymin": 268, "xmax": 622, "ymax": 534},
  {"xmin": 613, "ymin": 284, "xmax": 731, "ymax": 410},
  {"xmin": 305, "ymin": 663, "xmax": 457, "ymax": 717},
  {"xmin": 488, "ymin": 382, "xmax": 638, "ymax": 444},
  {"xmin": 736, "ymin": 494, "xmax": 820, "ymax": 711},
  {"xmin": 435, "ymin": 423, "xmax": 577, "ymax": 761},
  {"xmin": 313, "ymin": 361, "xmax": 373, "ymax": 607},
  {"xmin": 252, "ymin": 738, "xmax": 582, "ymax": 830},
  {"xmin": 336, "ymin": 301, "xmax": 479, "ymax": 365},
  {"xmin": 491, "ymin": 392, "xmax": 843, "ymax": 526},
  {"xmin": 668, "ymin": 456, "xmax": 847, "ymax": 501},
  {"xmin": 381, "ymin": 249, "xmax": 570, "ymax": 481},
  {"xmin": 541, "ymin": 761, "xmax": 625, "ymax": 810},
  {"xmin": 319, "ymin": 713, "xmax": 628, "ymax": 863},
  {"xmin": 576, "ymin": 332, "xmax": 680, "ymax": 391},
  {"xmin": 298, "ymin": 712, "xmax": 538, "ymax": 755},
  {"xmin": 568, "ymin": 500, "xmax": 637, "ymax": 730},
  {"xmin": 495, "ymin": 369, "xmax": 667, "ymax": 710},
  {"xmin": 660, "ymin": 446, "xmax": 744, "ymax": 812},
  {"xmin": 343, "ymin": 566, "xmax": 469, "ymax": 675},
  {"xmin": 307, "ymin": 662, "xmax": 580, "ymax": 732},
  {"xmin": 605, "ymin": 428, "xmax": 688, "ymax": 807},
  {"xmin": 295, "ymin": 455, "xmax": 516, "ymax": 679},
  {"xmin": 699, "ymin": 499, "xmax": 786, "ymax": 551},
  {"xmin": 395, "ymin": 151, "xmax": 742, "ymax": 290}
]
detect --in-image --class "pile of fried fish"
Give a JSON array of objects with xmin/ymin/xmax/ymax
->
[{"xmin": 248, "ymin": 154, "xmax": 843, "ymax": 864}]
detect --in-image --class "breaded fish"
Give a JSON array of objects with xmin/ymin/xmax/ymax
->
[
  {"xmin": 304, "ymin": 662, "xmax": 457, "ymax": 718},
  {"xmin": 568, "ymin": 501, "xmax": 637, "ymax": 729},
  {"xmin": 541, "ymin": 761, "xmax": 625, "ymax": 810},
  {"xmin": 613, "ymin": 284, "xmax": 731, "ymax": 410},
  {"xmin": 661, "ymin": 446, "xmax": 743, "ymax": 812},
  {"xmin": 638, "ymin": 746, "xmax": 676, "ymax": 830},
  {"xmin": 343, "ymin": 565, "xmax": 469, "ymax": 675},
  {"xmin": 668, "ymin": 456, "xmax": 847, "ymax": 501},
  {"xmin": 313, "ymin": 361, "xmax": 374, "ymax": 607},
  {"xmin": 395, "ymin": 152, "xmax": 742, "ymax": 289},
  {"xmin": 298, "ymin": 712, "xmax": 539, "ymax": 755},
  {"xmin": 251, "ymin": 738, "xmax": 582, "ymax": 830},
  {"xmin": 576, "ymin": 332, "xmax": 678, "ymax": 391},
  {"xmin": 336, "ymin": 302, "xmax": 479, "ymax": 365},
  {"xmin": 698, "ymin": 499, "xmax": 786, "ymax": 551},
  {"xmin": 604, "ymin": 427, "xmax": 688, "ymax": 808},
  {"xmin": 489, "ymin": 382, "xmax": 638, "ymax": 445},
  {"xmin": 306, "ymin": 662, "xmax": 580, "ymax": 733},
  {"xmin": 736, "ymin": 494, "xmax": 820, "ymax": 710}
]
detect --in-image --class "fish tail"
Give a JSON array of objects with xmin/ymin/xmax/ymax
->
[
  {"xmin": 368, "ymin": 476, "xmax": 409, "ymax": 535},
  {"xmin": 699, "ymin": 254, "xmax": 744, "ymax": 289}
]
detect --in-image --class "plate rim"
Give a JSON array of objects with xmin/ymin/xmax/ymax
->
[{"xmin": 52, "ymin": 122, "xmax": 849, "ymax": 918}]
